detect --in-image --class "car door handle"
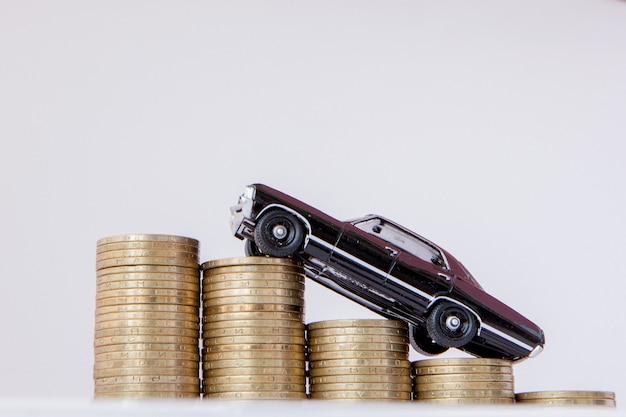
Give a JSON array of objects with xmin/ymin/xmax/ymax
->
[{"xmin": 384, "ymin": 247, "xmax": 398, "ymax": 257}]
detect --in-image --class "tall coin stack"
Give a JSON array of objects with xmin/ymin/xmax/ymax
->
[
  {"xmin": 201, "ymin": 257, "xmax": 307, "ymax": 400},
  {"xmin": 307, "ymin": 319, "xmax": 412, "ymax": 401},
  {"xmin": 413, "ymin": 358, "xmax": 515, "ymax": 405},
  {"xmin": 94, "ymin": 234, "xmax": 201, "ymax": 399},
  {"xmin": 515, "ymin": 391, "xmax": 616, "ymax": 407}
]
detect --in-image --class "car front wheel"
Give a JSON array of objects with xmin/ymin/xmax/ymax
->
[
  {"xmin": 426, "ymin": 301, "xmax": 477, "ymax": 348},
  {"xmin": 253, "ymin": 209, "xmax": 305, "ymax": 258}
]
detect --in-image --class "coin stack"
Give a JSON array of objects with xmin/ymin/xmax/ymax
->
[
  {"xmin": 94, "ymin": 234, "xmax": 201, "ymax": 399},
  {"xmin": 413, "ymin": 358, "xmax": 515, "ymax": 404},
  {"xmin": 307, "ymin": 319, "xmax": 412, "ymax": 401},
  {"xmin": 515, "ymin": 391, "xmax": 616, "ymax": 407},
  {"xmin": 201, "ymin": 257, "xmax": 307, "ymax": 400}
]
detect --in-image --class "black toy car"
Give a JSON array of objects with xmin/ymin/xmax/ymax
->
[{"xmin": 230, "ymin": 184, "xmax": 545, "ymax": 361}]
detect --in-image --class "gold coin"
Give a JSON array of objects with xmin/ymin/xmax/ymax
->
[
  {"xmin": 203, "ymin": 366, "xmax": 306, "ymax": 378},
  {"xmin": 204, "ymin": 304, "xmax": 303, "ymax": 315},
  {"xmin": 308, "ymin": 335, "xmax": 409, "ymax": 345},
  {"xmin": 202, "ymin": 319, "xmax": 305, "ymax": 331},
  {"xmin": 413, "ymin": 358, "xmax": 513, "ymax": 368},
  {"xmin": 311, "ymin": 382, "xmax": 413, "ymax": 393},
  {"xmin": 94, "ymin": 320, "xmax": 199, "ymax": 332},
  {"xmin": 96, "ymin": 265, "xmax": 199, "ymax": 277},
  {"xmin": 311, "ymin": 375, "xmax": 412, "ymax": 385},
  {"xmin": 203, "ymin": 327, "xmax": 304, "ymax": 339},
  {"xmin": 307, "ymin": 319, "xmax": 407, "ymax": 331},
  {"xmin": 94, "ymin": 383, "xmax": 200, "ymax": 393},
  {"xmin": 417, "ymin": 398, "xmax": 514, "ymax": 405},
  {"xmin": 94, "ymin": 375, "xmax": 200, "ymax": 385},
  {"xmin": 308, "ymin": 366, "xmax": 411, "ymax": 378},
  {"xmin": 203, "ymin": 391, "xmax": 307, "ymax": 400},
  {"xmin": 204, "ymin": 382, "xmax": 303, "ymax": 393},
  {"xmin": 311, "ymin": 374, "xmax": 412, "ymax": 385},
  {"xmin": 307, "ymin": 350, "xmax": 408, "ymax": 361},
  {"xmin": 95, "ymin": 311, "xmax": 199, "ymax": 323},
  {"xmin": 516, "ymin": 399, "xmax": 616, "ymax": 407},
  {"xmin": 96, "ymin": 288, "xmax": 198, "ymax": 299},
  {"xmin": 96, "ymin": 304, "xmax": 198, "ymax": 315},
  {"xmin": 94, "ymin": 350, "xmax": 199, "ymax": 362},
  {"xmin": 310, "ymin": 391, "xmax": 411, "ymax": 400},
  {"xmin": 308, "ymin": 342, "xmax": 408, "ymax": 354},
  {"xmin": 94, "ymin": 359, "xmax": 199, "ymax": 370},
  {"xmin": 203, "ymin": 374, "xmax": 305, "ymax": 386},
  {"xmin": 203, "ymin": 273, "xmax": 304, "ymax": 284},
  {"xmin": 94, "ymin": 334, "xmax": 198, "ymax": 347},
  {"xmin": 97, "ymin": 241, "xmax": 199, "ymax": 254},
  {"xmin": 202, "ymin": 349, "xmax": 305, "ymax": 361},
  {"xmin": 203, "ymin": 310, "xmax": 303, "ymax": 322},
  {"xmin": 94, "ymin": 342, "xmax": 198, "ymax": 355},
  {"xmin": 203, "ymin": 266, "xmax": 304, "ymax": 278},
  {"xmin": 203, "ymin": 343, "xmax": 305, "ymax": 354},
  {"xmin": 97, "ymin": 274, "xmax": 199, "ymax": 288},
  {"xmin": 515, "ymin": 391, "xmax": 616, "ymax": 400},
  {"xmin": 203, "ymin": 335, "xmax": 305, "ymax": 346},
  {"xmin": 95, "ymin": 327, "xmax": 199, "ymax": 339},
  {"xmin": 416, "ymin": 373, "xmax": 514, "ymax": 384},
  {"xmin": 96, "ymin": 280, "xmax": 199, "ymax": 292},
  {"xmin": 203, "ymin": 359, "xmax": 305, "ymax": 370},
  {"xmin": 96, "ymin": 296, "xmax": 199, "ymax": 308},
  {"xmin": 308, "ymin": 327, "xmax": 408, "ymax": 338},
  {"xmin": 414, "ymin": 365, "xmax": 513, "ymax": 375},
  {"xmin": 203, "ymin": 288, "xmax": 304, "ymax": 299},
  {"xmin": 416, "ymin": 389, "xmax": 515, "ymax": 399},
  {"xmin": 203, "ymin": 295, "xmax": 303, "ymax": 307},
  {"xmin": 96, "ymin": 249, "xmax": 198, "ymax": 262},
  {"xmin": 97, "ymin": 257, "xmax": 199, "ymax": 270},
  {"xmin": 94, "ymin": 366, "xmax": 199, "ymax": 378},
  {"xmin": 310, "ymin": 358, "xmax": 411, "ymax": 369},
  {"xmin": 201, "ymin": 257, "xmax": 301, "ymax": 270},
  {"xmin": 94, "ymin": 391, "xmax": 199, "ymax": 399},
  {"xmin": 203, "ymin": 278, "xmax": 305, "ymax": 291},
  {"xmin": 416, "ymin": 381, "xmax": 515, "ymax": 392},
  {"xmin": 97, "ymin": 234, "xmax": 199, "ymax": 246}
]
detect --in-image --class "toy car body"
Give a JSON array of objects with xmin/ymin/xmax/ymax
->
[{"xmin": 230, "ymin": 184, "xmax": 545, "ymax": 361}]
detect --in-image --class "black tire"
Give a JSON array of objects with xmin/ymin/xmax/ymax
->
[
  {"xmin": 253, "ymin": 209, "xmax": 305, "ymax": 258},
  {"xmin": 409, "ymin": 324, "xmax": 449, "ymax": 356},
  {"xmin": 244, "ymin": 239, "xmax": 262, "ymax": 256},
  {"xmin": 426, "ymin": 301, "xmax": 477, "ymax": 348}
]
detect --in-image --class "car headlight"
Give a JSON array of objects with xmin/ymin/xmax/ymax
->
[{"xmin": 243, "ymin": 185, "xmax": 256, "ymax": 200}]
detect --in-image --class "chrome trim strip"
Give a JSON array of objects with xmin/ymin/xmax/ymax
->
[{"xmin": 481, "ymin": 323, "xmax": 534, "ymax": 352}]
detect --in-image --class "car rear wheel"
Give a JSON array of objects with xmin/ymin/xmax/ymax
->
[
  {"xmin": 426, "ymin": 301, "xmax": 477, "ymax": 348},
  {"xmin": 409, "ymin": 324, "xmax": 449, "ymax": 356},
  {"xmin": 254, "ymin": 209, "xmax": 305, "ymax": 258},
  {"xmin": 244, "ymin": 239, "xmax": 262, "ymax": 256}
]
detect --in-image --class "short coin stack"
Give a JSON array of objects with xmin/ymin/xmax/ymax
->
[
  {"xmin": 413, "ymin": 358, "xmax": 515, "ymax": 404},
  {"xmin": 201, "ymin": 257, "xmax": 307, "ymax": 400},
  {"xmin": 94, "ymin": 234, "xmax": 201, "ymax": 399},
  {"xmin": 307, "ymin": 319, "xmax": 412, "ymax": 401},
  {"xmin": 515, "ymin": 391, "xmax": 616, "ymax": 407}
]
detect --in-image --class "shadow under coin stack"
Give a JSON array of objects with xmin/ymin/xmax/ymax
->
[
  {"xmin": 93, "ymin": 234, "xmax": 201, "ymax": 399},
  {"xmin": 201, "ymin": 257, "xmax": 307, "ymax": 400},
  {"xmin": 413, "ymin": 358, "xmax": 515, "ymax": 405},
  {"xmin": 307, "ymin": 319, "xmax": 412, "ymax": 401}
]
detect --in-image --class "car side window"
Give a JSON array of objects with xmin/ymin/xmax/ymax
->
[{"xmin": 353, "ymin": 218, "xmax": 447, "ymax": 268}]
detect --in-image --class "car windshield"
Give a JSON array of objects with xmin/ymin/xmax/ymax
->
[{"xmin": 352, "ymin": 217, "xmax": 447, "ymax": 267}]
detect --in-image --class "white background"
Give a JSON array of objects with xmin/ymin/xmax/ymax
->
[{"xmin": 1, "ymin": 0, "xmax": 625, "ymax": 407}]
